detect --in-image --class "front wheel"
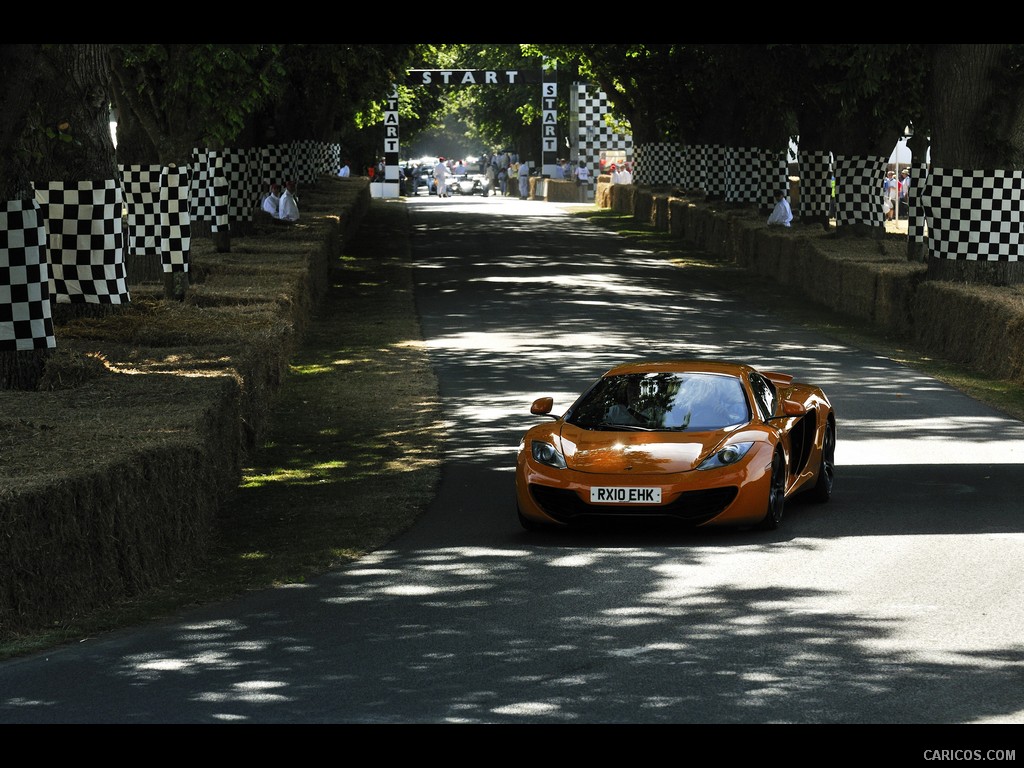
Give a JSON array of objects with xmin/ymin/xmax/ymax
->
[{"xmin": 758, "ymin": 451, "xmax": 786, "ymax": 530}]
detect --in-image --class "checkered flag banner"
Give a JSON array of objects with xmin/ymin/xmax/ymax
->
[
  {"xmin": 224, "ymin": 148, "xmax": 261, "ymax": 224},
  {"xmin": 689, "ymin": 145, "xmax": 714, "ymax": 194},
  {"xmin": 1, "ymin": 198, "xmax": 55, "ymax": 351},
  {"xmin": 834, "ymin": 155, "xmax": 887, "ymax": 230},
  {"xmin": 291, "ymin": 140, "xmax": 318, "ymax": 185},
  {"xmin": 908, "ymin": 162, "xmax": 929, "ymax": 243},
  {"xmin": 761, "ymin": 149, "xmax": 790, "ymax": 211},
  {"xmin": 703, "ymin": 145, "xmax": 730, "ymax": 198},
  {"xmin": 923, "ymin": 167, "xmax": 1024, "ymax": 261},
  {"xmin": 189, "ymin": 149, "xmax": 230, "ymax": 232},
  {"xmin": 262, "ymin": 144, "xmax": 290, "ymax": 187},
  {"xmin": 160, "ymin": 165, "xmax": 191, "ymax": 273},
  {"xmin": 121, "ymin": 164, "xmax": 163, "ymax": 257},
  {"xmin": 633, "ymin": 142, "xmax": 683, "ymax": 187},
  {"xmin": 573, "ymin": 83, "xmax": 632, "ymax": 176},
  {"xmin": 724, "ymin": 147, "xmax": 763, "ymax": 204},
  {"xmin": 328, "ymin": 143, "xmax": 341, "ymax": 175},
  {"xmin": 34, "ymin": 179, "xmax": 129, "ymax": 305},
  {"xmin": 798, "ymin": 150, "xmax": 834, "ymax": 219}
]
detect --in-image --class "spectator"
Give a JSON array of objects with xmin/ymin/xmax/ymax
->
[
  {"xmin": 338, "ymin": 161, "xmax": 350, "ymax": 178},
  {"xmin": 433, "ymin": 157, "xmax": 449, "ymax": 198},
  {"xmin": 574, "ymin": 160, "xmax": 591, "ymax": 202},
  {"xmin": 518, "ymin": 160, "xmax": 530, "ymax": 199},
  {"xmin": 485, "ymin": 162, "xmax": 497, "ymax": 195},
  {"xmin": 899, "ymin": 169, "xmax": 910, "ymax": 219},
  {"xmin": 261, "ymin": 183, "xmax": 282, "ymax": 217},
  {"xmin": 767, "ymin": 189, "xmax": 793, "ymax": 227},
  {"xmin": 279, "ymin": 180, "xmax": 300, "ymax": 222},
  {"xmin": 883, "ymin": 170, "xmax": 897, "ymax": 221}
]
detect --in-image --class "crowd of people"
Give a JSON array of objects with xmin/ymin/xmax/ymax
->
[
  {"xmin": 259, "ymin": 179, "xmax": 300, "ymax": 222},
  {"xmin": 883, "ymin": 168, "xmax": 910, "ymax": 221},
  {"xmin": 333, "ymin": 152, "xmax": 635, "ymax": 204},
  {"xmin": 340, "ymin": 152, "xmax": 916, "ymax": 228}
]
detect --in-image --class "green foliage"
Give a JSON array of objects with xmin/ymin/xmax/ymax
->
[
  {"xmin": 111, "ymin": 44, "xmax": 286, "ymax": 156},
  {"xmin": 401, "ymin": 44, "xmax": 549, "ymax": 157}
]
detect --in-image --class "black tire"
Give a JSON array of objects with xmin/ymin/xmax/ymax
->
[
  {"xmin": 758, "ymin": 451, "xmax": 786, "ymax": 530},
  {"xmin": 808, "ymin": 421, "xmax": 835, "ymax": 503}
]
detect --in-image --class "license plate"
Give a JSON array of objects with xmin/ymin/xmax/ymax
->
[{"xmin": 590, "ymin": 486, "xmax": 662, "ymax": 504}]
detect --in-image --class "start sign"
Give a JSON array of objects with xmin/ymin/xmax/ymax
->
[{"xmin": 405, "ymin": 70, "xmax": 533, "ymax": 85}]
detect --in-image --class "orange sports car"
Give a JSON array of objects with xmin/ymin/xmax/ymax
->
[{"xmin": 515, "ymin": 360, "xmax": 835, "ymax": 531}]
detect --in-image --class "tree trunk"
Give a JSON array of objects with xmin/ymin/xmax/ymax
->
[
  {"xmin": 1, "ymin": 45, "xmax": 117, "ymax": 389},
  {"xmin": 926, "ymin": 258, "xmax": 1023, "ymax": 286},
  {"xmin": 926, "ymin": 44, "xmax": 1024, "ymax": 284}
]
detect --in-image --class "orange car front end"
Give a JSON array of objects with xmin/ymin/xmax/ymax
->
[{"xmin": 515, "ymin": 420, "xmax": 779, "ymax": 528}]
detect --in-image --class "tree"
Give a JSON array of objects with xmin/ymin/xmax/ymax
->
[
  {"xmin": 244, "ymin": 44, "xmax": 417, "ymax": 178},
  {"xmin": 253, "ymin": 44, "xmax": 415, "ymax": 144},
  {"xmin": 396, "ymin": 44, "xmax": 549, "ymax": 163},
  {"xmin": 923, "ymin": 44, "xmax": 1024, "ymax": 284},
  {"xmin": 1, "ymin": 44, "xmax": 118, "ymax": 389},
  {"xmin": 108, "ymin": 44, "xmax": 285, "ymax": 295}
]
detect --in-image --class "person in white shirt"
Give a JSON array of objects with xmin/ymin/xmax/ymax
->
[
  {"xmin": 518, "ymin": 160, "xmax": 530, "ymax": 199},
  {"xmin": 767, "ymin": 190, "xmax": 793, "ymax": 227},
  {"xmin": 485, "ymin": 162, "xmax": 497, "ymax": 195},
  {"xmin": 278, "ymin": 180, "xmax": 300, "ymax": 222},
  {"xmin": 338, "ymin": 162, "xmax": 350, "ymax": 178},
  {"xmin": 574, "ymin": 161, "xmax": 591, "ymax": 202},
  {"xmin": 433, "ymin": 157, "xmax": 449, "ymax": 197},
  {"xmin": 261, "ymin": 183, "xmax": 282, "ymax": 217},
  {"xmin": 898, "ymin": 169, "xmax": 910, "ymax": 219}
]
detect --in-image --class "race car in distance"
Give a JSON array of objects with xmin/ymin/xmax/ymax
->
[
  {"xmin": 515, "ymin": 360, "xmax": 836, "ymax": 531},
  {"xmin": 449, "ymin": 172, "xmax": 490, "ymax": 196}
]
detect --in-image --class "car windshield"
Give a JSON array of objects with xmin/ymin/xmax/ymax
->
[{"xmin": 567, "ymin": 371, "xmax": 750, "ymax": 432}]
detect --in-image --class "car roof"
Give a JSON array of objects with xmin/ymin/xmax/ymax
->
[{"xmin": 602, "ymin": 360, "xmax": 756, "ymax": 378}]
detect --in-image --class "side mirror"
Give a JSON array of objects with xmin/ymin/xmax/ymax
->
[
  {"xmin": 781, "ymin": 399, "xmax": 807, "ymax": 417},
  {"xmin": 530, "ymin": 397, "xmax": 554, "ymax": 416}
]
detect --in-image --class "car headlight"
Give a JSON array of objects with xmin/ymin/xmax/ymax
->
[
  {"xmin": 531, "ymin": 440, "xmax": 567, "ymax": 469},
  {"xmin": 697, "ymin": 441, "xmax": 754, "ymax": 471}
]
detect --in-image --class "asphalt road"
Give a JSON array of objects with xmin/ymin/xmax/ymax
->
[{"xmin": 2, "ymin": 193, "xmax": 1023, "ymax": 734}]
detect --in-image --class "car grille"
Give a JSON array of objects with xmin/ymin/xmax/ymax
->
[{"xmin": 529, "ymin": 484, "xmax": 739, "ymax": 526}]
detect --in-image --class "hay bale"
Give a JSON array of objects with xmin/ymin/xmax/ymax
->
[{"xmin": 0, "ymin": 175, "xmax": 372, "ymax": 637}]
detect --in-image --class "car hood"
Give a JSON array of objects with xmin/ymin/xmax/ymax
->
[{"xmin": 558, "ymin": 423, "xmax": 729, "ymax": 474}]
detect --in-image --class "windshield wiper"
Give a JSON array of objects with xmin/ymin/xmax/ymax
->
[{"xmin": 594, "ymin": 421, "xmax": 654, "ymax": 432}]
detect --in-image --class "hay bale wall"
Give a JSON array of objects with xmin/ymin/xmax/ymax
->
[
  {"xmin": 0, "ymin": 176, "xmax": 370, "ymax": 636},
  {"xmin": 545, "ymin": 179, "xmax": 581, "ymax": 203},
  {"xmin": 604, "ymin": 183, "xmax": 1024, "ymax": 386}
]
